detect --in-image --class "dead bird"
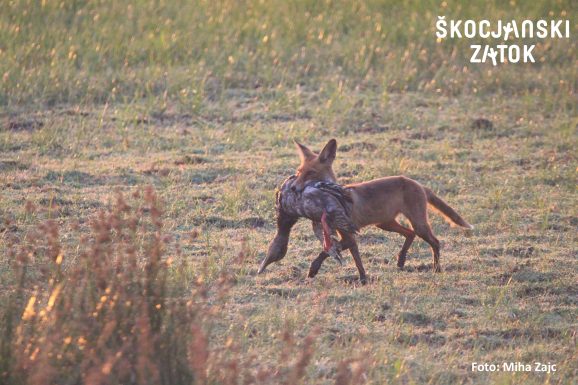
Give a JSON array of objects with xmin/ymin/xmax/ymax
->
[{"xmin": 258, "ymin": 175, "xmax": 358, "ymax": 276}]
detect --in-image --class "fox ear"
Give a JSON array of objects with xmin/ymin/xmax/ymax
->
[
  {"xmin": 318, "ymin": 139, "xmax": 337, "ymax": 164},
  {"xmin": 294, "ymin": 139, "xmax": 316, "ymax": 162}
]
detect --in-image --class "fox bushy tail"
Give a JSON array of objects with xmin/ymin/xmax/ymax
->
[{"xmin": 424, "ymin": 187, "xmax": 474, "ymax": 229}]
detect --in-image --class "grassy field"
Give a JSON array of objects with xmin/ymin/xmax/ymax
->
[{"xmin": 1, "ymin": 1, "xmax": 576, "ymax": 384}]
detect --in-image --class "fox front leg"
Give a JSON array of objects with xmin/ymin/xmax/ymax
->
[
  {"xmin": 308, "ymin": 251, "xmax": 330, "ymax": 278},
  {"xmin": 339, "ymin": 231, "xmax": 367, "ymax": 284}
]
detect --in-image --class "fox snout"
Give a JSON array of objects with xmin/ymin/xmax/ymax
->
[
  {"xmin": 290, "ymin": 176, "xmax": 308, "ymax": 193},
  {"xmin": 290, "ymin": 181, "xmax": 303, "ymax": 193}
]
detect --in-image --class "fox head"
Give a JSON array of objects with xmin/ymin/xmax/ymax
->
[{"xmin": 292, "ymin": 139, "xmax": 338, "ymax": 192}]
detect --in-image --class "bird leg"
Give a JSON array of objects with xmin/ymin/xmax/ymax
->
[
  {"xmin": 321, "ymin": 210, "xmax": 332, "ymax": 252},
  {"xmin": 312, "ymin": 221, "xmax": 343, "ymax": 265}
]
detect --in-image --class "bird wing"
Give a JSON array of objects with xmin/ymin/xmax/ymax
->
[
  {"xmin": 312, "ymin": 182, "xmax": 358, "ymax": 233},
  {"xmin": 276, "ymin": 175, "xmax": 300, "ymax": 218},
  {"xmin": 276, "ymin": 176, "xmax": 357, "ymax": 233}
]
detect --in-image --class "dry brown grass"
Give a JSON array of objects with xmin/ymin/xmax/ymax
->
[
  {"xmin": 2, "ymin": 188, "xmax": 365, "ymax": 385},
  {"xmin": 1, "ymin": 1, "xmax": 576, "ymax": 384}
]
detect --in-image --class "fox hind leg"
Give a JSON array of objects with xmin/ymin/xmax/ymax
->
[
  {"xmin": 376, "ymin": 220, "xmax": 415, "ymax": 268},
  {"xmin": 411, "ymin": 222, "xmax": 441, "ymax": 273},
  {"xmin": 402, "ymin": 192, "xmax": 442, "ymax": 273}
]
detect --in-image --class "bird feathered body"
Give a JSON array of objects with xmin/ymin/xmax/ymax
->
[
  {"xmin": 276, "ymin": 175, "xmax": 358, "ymax": 234},
  {"xmin": 258, "ymin": 175, "xmax": 357, "ymax": 274}
]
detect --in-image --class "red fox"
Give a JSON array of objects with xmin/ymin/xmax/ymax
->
[{"xmin": 292, "ymin": 139, "xmax": 473, "ymax": 282}]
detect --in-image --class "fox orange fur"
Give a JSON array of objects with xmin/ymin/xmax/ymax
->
[{"xmin": 293, "ymin": 139, "xmax": 473, "ymax": 282}]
